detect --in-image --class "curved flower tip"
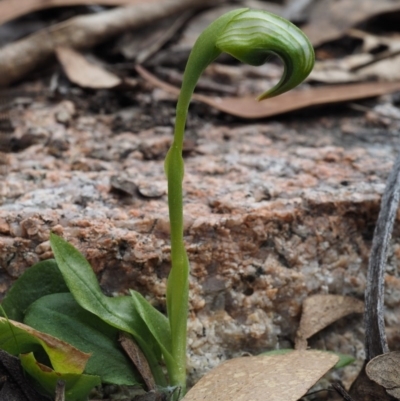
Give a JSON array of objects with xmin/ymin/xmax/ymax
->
[{"xmin": 215, "ymin": 9, "xmax": 315, "ymax": 100}]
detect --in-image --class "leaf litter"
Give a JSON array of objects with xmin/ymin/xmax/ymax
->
[
  {"xmin": 295, "ymin": 295, "xmax": 364, "ymax": 350},
  {"xmin": 182, "ymin": 351, "xmax": 338, "ymax": 401},
  {"xmin": 366, "ymin": 351, "xmax": 400, "ymax": 399}
]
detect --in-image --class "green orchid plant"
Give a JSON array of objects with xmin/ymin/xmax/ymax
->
[{"xmin": 0, "ymin": 8, "xmax": 314, "ymax": 401}]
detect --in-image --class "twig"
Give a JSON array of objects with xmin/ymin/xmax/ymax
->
[
  {"xmin": 0, "ymin": 0, "xmax": 161, "ymax": 25},
  {"xmin": 55, "ymin": 380, "xmax": 66, "ymax": 401},
  {"xmin": 332, "ymin": 383, "xmax": 358, "ymax": 401},
  {"xmin": 365, "ymin": 151, "xmax": 400, "ymax": 360}
]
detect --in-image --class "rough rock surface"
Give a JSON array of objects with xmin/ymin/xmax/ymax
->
[{"xmin": 1, "ymin": 97, "xmax": 400, "ymax": 387}]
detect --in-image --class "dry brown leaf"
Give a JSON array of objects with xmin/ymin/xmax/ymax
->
[
  {"xmin": 136, "ymin": 65, "xmax": 400, "ymax": 119},
  {"xmin": 300, "ymin": 30, "xmax": 400, "ymax": 84},
  {"xmin": 0, "ymin": 0, "xmax": 167, "ymax": 26},
  {"xmin": 295, "ymin": 295, "xmax": 363, "ymax": 350},
  {"xmin": 310, "ymin": 55, "xmax": 373, "ymax": 84},
  {"xmin": 366, "ymin": 352, "xmax": 400, "ymax": 399},
  {"xmin": 302, "ymin": 0, "xmax": 400, "ymax": 47},
  {"xmin": 119, "ymin": 332, "xmax": 156, "ymax": 392},
  {"xmin": 357, "ymin": 55, "xmax": 400, "ymax": 83},
  {"xmin": 348, "ymin": 30, "xmax": 400, "ymax": 57},
  {"xmin": 56, "ymin": 47, "xmax": 122, "ymax": 89},
  {"xmin": 182, "ymin": 351, "xmax": 338, "ymax": 401},
  {"xmin": 0, "ymin": 0, "xmax": 217, "ymax": 87}
]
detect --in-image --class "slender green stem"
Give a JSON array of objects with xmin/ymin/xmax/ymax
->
[{"xmin": 164, "ymin": 8, "xmax": 314, "ymax": 398}]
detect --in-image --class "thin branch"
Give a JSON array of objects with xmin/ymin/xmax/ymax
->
[
  {"xmin": 365, "ymin": 151, "xmax": 400, "ymax": 360},
  {"xmin": 332, "ymin": 383, "xmax": 358, "ymax": 401},
  {"xmin": 0, "ymin": 0, "xmax": 163, "ymax": 25}
]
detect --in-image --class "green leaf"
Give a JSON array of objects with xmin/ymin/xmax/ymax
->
[
  {"xmin": 330, "ymin": 352, "xmax": 355, "ymax": 369},
  {"xmin": 20, "ymin": 352, "xmax": 100, "ymax": 401},
  {"xmin": 1, "ymin": 259, "xmax": 68, "ymax": 321},
  {"xmin": 0, "ymin": 317, "xmax": 89, "ymax": 373},
  {"xmin": 24, "ymin": 293, "xmax": 141, "ymax": 385},
  {"xmin": 130, "ymin": 291, "xmax": 172, "ymax": 351},
  {"xmin": 260, "ymin": 349, "xmax": 294, "ymax": 356},
  {"xmin": 50, "ymin": 234, "xmax": 143, "ymax": 337},
  {"xmin": 130, "ymin": 291, "xmax": 176, "ymax": 370},
  {"xmin": 49, "ymin": 233, "xmax": 167, "ymax": 386}
]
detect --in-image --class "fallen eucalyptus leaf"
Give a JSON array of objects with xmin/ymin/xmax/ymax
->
[
  {"xmin": 136, "ymin": 65, "xmax": 400, "ymax": 119},
  {"xmin": 366, "ymin": 351, "xmax": 400, "ymax": 399},
  {"xmin": 295, "ymin": 294, "xmax": 363, "ymax": 350},
  {"xmin": 182, "ymin": 351, "xmax": 338, "ymax": 401},
  {"xmin": 56, "ymin": 47, "xmax": 124, "ymax": 89},
  {"xmin": 260, "ymin": 349, "xmax": 354, "ymax": 369}
]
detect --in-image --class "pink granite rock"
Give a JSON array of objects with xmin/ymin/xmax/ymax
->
[{"xmin": 1, "ymin": 98, "xmax": 400, "ymax": 387}]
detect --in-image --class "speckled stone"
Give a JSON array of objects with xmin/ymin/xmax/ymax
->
[{"xmin": 1, "ymin": 99, "xmax": 400, "ymax": 387}]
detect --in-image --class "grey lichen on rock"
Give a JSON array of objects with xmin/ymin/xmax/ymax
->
[{"xmin": 1, "ymin": 99, "xmax": 400, "ymax": 386}]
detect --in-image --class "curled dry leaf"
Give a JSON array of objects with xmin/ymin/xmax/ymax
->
[
  {"xmin": 366, "ymin": 351, "xmax": 400, "ymax": 399},
  {"xmin": 182, "ymin": 351, "xmax": 339, "ymax": 401},
  {"xmin": 136, "ymin": 65, "xmax": 400, "ymax": 119},
  {"xmin": 295, "ymin": 295, "xmax": 364, "ymax": 350},
  {"xmin": 56, "ymin": 47, "xmax": 122, "ymax": 89}
]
